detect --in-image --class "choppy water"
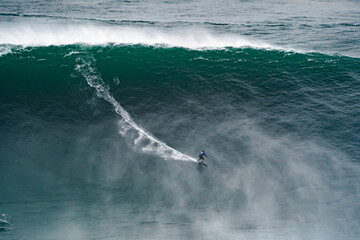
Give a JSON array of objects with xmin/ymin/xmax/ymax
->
[{"xmin": 1, "ymin": 1, "xmax": 360, "ymax": 239}]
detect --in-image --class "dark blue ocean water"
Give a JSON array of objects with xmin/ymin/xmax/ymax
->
[{"xmin": 0, "ymin": 1, "xmax": 360, "ymax": 239}]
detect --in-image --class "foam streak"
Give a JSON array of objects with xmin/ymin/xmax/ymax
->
[{"xmin": 75, "ymin": 56, "xmax": 196, "ymax": 162}]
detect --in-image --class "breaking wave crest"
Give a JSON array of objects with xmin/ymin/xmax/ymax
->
[{"xmin": 0, "ymin": 24, "xmax": 290, "ymax": 51}]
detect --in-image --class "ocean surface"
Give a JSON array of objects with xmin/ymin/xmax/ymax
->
[{"xmin": 1, "ymin": 0, "xmax": 360, "ymax": 239}]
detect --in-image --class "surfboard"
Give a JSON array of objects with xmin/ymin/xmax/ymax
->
[{"xmin": 198, "ymin": 162, "xmax": 207, "ymax": 167}]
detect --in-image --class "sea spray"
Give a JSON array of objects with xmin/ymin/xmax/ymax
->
[{"xmin": 0, "ymin": 24, "xmax": 289, "ymax": 51}]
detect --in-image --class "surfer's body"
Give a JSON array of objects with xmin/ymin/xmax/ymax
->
[{"xmin": 198, "ymin": 150, "xmax": 208, "ymax": 166}]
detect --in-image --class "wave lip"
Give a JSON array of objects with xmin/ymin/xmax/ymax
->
[{"xmin": 0, "ymin": 24, "xmax": 290, "ymax": 51}]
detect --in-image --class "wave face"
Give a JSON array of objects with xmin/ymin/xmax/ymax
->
[{"xmin": 1, "ymin": 44, "xmax": 360, "ymax": 239}]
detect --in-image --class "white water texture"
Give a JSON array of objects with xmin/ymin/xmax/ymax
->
[
  {"xmin": 0, "ymin": 24, "xmax": 288, "ymax": 51},
  {"xmin": 75, "ymin": 56, "xmax": 196, "ymax": 162}
]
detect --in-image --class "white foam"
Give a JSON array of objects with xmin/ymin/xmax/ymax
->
[
  {"xmin": 0, "ymin": 24, "xmax": 289, "ymax": 51},
  {"xmin": 0, "ymin": 45, "xmax": 12, "ymax": 56},
  {"xmin": 64, "ymin": 51, "xmax": 83, "ymax": 57},
  {"xmin": 75, "ymin": 55, "xmax": 197, "ymax": 162}
]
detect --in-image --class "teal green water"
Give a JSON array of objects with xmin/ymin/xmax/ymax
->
[
  {"xmin": 1, "ymin": 0, "xmax": 360, "ymax": 239},
  {"xmin": 1, "ymin": 45, "xmax": 359, "ymax": 154},
  {"xmin": 1, "ymin": 45, "xmax": 360, "ymax": 239}
]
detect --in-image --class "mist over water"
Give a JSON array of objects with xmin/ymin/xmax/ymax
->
[{"xmin": 1, "ymin": 0, "xmax": 360, "ymax": 239}]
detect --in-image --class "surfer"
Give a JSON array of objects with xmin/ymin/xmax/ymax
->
[{"xmin": 198, "ymin": 150, "xmax": 208, "ymax": 166}]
